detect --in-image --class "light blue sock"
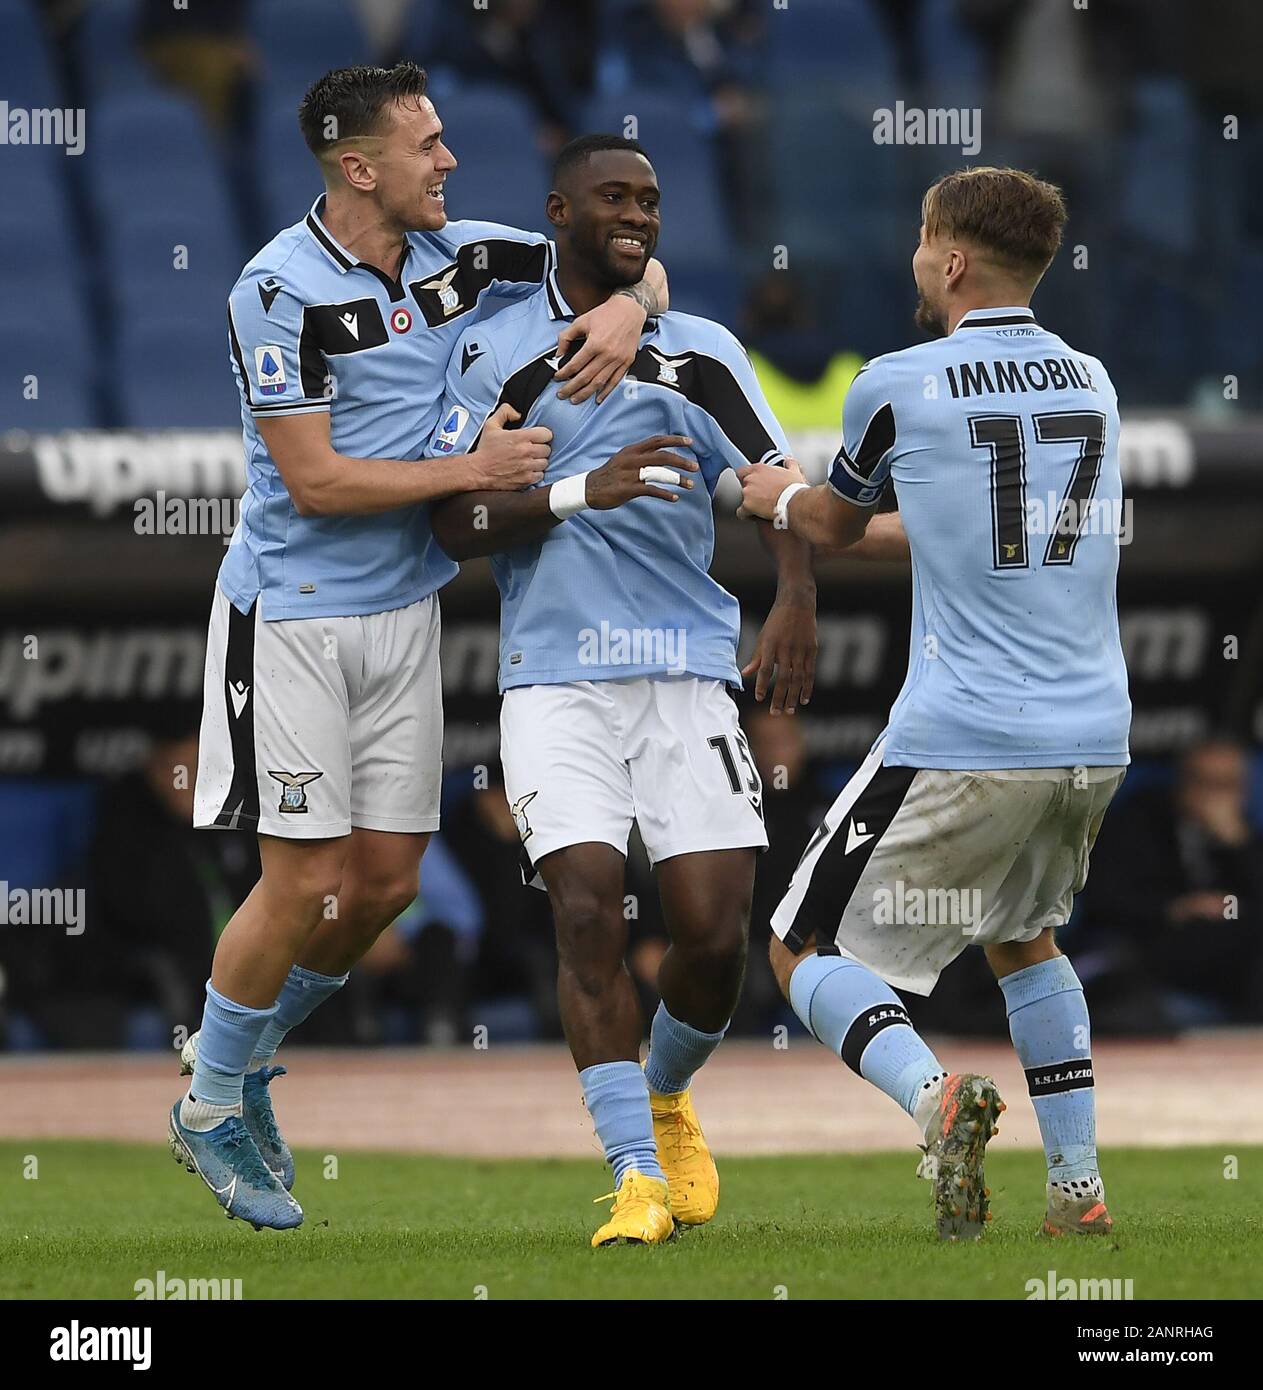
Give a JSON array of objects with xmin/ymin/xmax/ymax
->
[
  {"xmin": 999, "ymin": 955, "xmax": 1098, "ymax": 1183},
  {"xmin": 190, "ymin": 982, "xmax": 278, "ymax": 1108},
  {"xmin": 251, "ymin": 964, "xmax": 349, "ymax": 1066},
  {"xmin": 643, "ymin": 1002, "xmax": 727, "ymax": 1095},
  {"xmin": 789, "ymin": 954, "xmax": 944, "ymax": 1118},
  {"xmin": 580, "ymin": 1060, "xmax": 665, "ymax": 1186}
]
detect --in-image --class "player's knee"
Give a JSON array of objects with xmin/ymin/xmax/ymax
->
[
  {"xmin": 349, "ymin": 867, "xmax": 421, "ymax": 929},
  {"xmin": 552, "ymin": 895, "xmax": 623, "ymax": 989},
  {"xmin": 675, "ymin": 917, "xmax": 747, "ymax": 979},
  {"xmin": 985, "ymin": 930, "xmax": 1060, "ymax": 980},
  {"xmin": 262, "ymin": 850, "xmax": 346, "ymax": 923}
]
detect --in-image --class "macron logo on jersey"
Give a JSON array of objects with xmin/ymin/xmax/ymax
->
[
  {"xmin": 254, "ymin": 346, "xmax": 286, "ymax": 396},
  {"xmin": 432, "ymin": 406, "xmax": 469, "ymax": 454}
]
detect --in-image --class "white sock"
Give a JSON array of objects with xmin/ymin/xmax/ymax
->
[
  {"xmin": 180, "ymin": 1091, "xmax": 241, "ymax": 1133},
  {"xmin": 912, "ymin": 1071, "xmax": 949, "ymax": 1139},
  {"xmin": 1050, "ymin": 1173, "xmax": 1104, "ymax": 1202}
]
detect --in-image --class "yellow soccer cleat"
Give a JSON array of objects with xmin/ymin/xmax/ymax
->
[
  {"xmin": 591, "ymin": 1170, "xmax": 674, "ymax": 1248},
  {"xmin": 649, "ymin": 1086, "xmax": 719, "ymax": 1226}
]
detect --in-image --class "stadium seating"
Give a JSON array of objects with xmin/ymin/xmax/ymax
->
[
  {"xmin": 250, "ymin": 0, "xmax": 373, "ymax": 93},
  {"xmin": 428, "ymin": 86, "xmax": 550, "ymax": 233},
  {"xmin": 68, "ymin": 0, "xmax": 150, "ymax": 98},
  {"xmin": 0, "ymin": 0, "xmax": 61, "ymax": 107},
  {"xmin": 1, "ymin": 0, "xmax": 1253, "ymax": 426},
  {"xmin": 765, "ymin": 0, "xmax": 898, "ymax": 85},
  {"xmin": 114, "ymin": 314, "xmax": 240, "ymax": 429}
]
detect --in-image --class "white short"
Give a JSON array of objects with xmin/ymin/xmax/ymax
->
[
  {"xmin": 771, "ymin": 739, "xmax": 1126, "ymax": 995},
  {"xmin": 500, "ymin": 676, "xmax": 768, "ymax": 884},
  {"xmin": 194, "ymin": 585, "xmax": 443, "ymax": 839}
]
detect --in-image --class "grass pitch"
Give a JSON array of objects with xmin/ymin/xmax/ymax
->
[{"xmin": 2, "ymin": 1142, "xmax": 1259, "ymax": 1300}]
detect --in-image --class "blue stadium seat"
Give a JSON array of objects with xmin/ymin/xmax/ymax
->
[
  {"xmin": 765, "ymin": 0, "xmax": 897, "ymax": 85},
  {"xmin": 70, "ymin": 0, "xmax": 150, "ymax": 97},
  {"xmin": 83, "ymin": 89, "xmax": 236, "ymax": 228},
  {"xmin": 251, "ymin": 0, "xmax": 373, "ymax": 93},
  {"xmin": 0, "ymin": 780, "xmax": 99, "ymax": 889},
  {"xmin": 0, "ymin": 314, "xmax": 99, "ymax": 428},
  {"xmin": 256, "ymin": 95, "xmax": 322, "ymax": 233},
  {"xmin": 102, "ymin": 207, "xmax": 242, "ymax": 313},
  {"xmin": 430, "ymin": 86, "xmax": 549, "ymax": 232},
  {"xmin": 114, "ymin": 314, "xmax": 240, "ymax": 428},
  {"xmin": 1119, "ymin": 79, "xmax": 1197, "ymax": 259},
  {"xmin": 0, "ymin": 0, "xmax": 62, "ymax": 108},
  {"xmin": 769, "ymin": 87, "xmax": 906, "ymax": 264},
  {"xmin": 666, "ymin": 267, "xmax": 745, "ymax": 328},
  {"xmin": 918, "ymin": 0, "xmax": 986, "ymax": 96}
]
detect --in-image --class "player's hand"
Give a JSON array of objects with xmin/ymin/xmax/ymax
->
[
  {"xmin": 586, "ymin": 435, "xmax": 698, "ymax": 510},
  {"xmin": 469, "ymin": 403, "xmax": 551, "ymax": 490},
  {"xmin": 554, "ymin": 293, "xmax": 644, "ymax": 404},
  {"xmin": 742, "ymin": 594, "xmax": 817, "ymax": 713},
  {"xmin": 736, "ymin": 460, "xmax": 807, "ymax": 521}
]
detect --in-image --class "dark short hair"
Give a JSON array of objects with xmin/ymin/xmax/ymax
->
[
  {"xmin": 922, "ymin": 166, "xmax": 1067, "ymax": 278},
  {"xmin": 552, "ymin": 133, "xmax": 652, "ymax": 190},
  {"xmin": 298, "ymin": 61, "xmax": 429, "ymax": 157}
]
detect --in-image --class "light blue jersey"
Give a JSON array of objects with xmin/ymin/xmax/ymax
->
[
  {"xmin": 427, "ymin": 269, "xmax": 790, "ymax": 691},
  {"xmin": 829, "ymin": 306, "xmax": 1131, "ymax": 769},
  {"xmin": 219, "ymin": 197, "xmax": 554, "ymax": 620}
]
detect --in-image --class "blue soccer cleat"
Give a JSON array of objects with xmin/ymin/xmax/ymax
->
[
  {"xmin": 242, "ymin": 1066, "xmax": 296, "ymax": 1191},
  {"xmin": 181, "ymin": 1031, "xmax": 295, "ymax": 1190},
  {"xmin": 168, "ymin": 1102, "xmax": 303, "ymax": 1230}
]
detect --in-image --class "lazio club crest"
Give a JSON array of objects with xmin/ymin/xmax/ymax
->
[{"xmin": 268, "ymin": 769, "xmax": 324, "ymax": 813}]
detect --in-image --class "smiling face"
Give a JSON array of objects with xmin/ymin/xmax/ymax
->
[
  {"xmin": 330, "ymin": 94, "xmax": 457, "ymax": 233},
  {"xmin": 550, "ymin": 147, "xmax": 661, "ymax": 288}
]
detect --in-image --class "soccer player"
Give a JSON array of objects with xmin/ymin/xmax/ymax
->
[
  {"xmin": 739, "ymin": 167, "xmax": 1130, "ymax": 1241},
  {"xmin": 170, "ymin": 64, "xmax": 670, "ymax": 1230},
  {"xmin": 429, "ymin": 135, "xmax": 816, "ymax": 1246}
]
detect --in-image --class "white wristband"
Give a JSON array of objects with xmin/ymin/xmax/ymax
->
[
  {"xmin": 548, "ymin": 470, "xmax": 591, "ymax": 520},
  {"xmin": 774, "ymin": 481, "xmax": 810, "ymax": 528}
]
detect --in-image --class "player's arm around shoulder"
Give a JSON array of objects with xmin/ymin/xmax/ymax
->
[{"xmin": 253, "ymin": 313, "xmax": 546, "ymax": 519}]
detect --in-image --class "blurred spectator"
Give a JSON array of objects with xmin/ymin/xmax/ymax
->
[
  {"xmin": 336, "ymin": 834, "xmax": 481, "ymax": 1047},
  {"xmin": 139, "ymin": 0, "xmax": 256, "ymax": 134},
  {"xmin": 1082, "ymin": 739, "xmax": 1263, "ymax": 1030},
  {"xmin": 4, "ymin": 729, "xmax": 259, "ymax": 1049},
  {"xmin": 414, "ymin": 0, "xmax": 599, "ymax": 152},
  {"xmin": 600, "ymin": 0, "xmax": 765, "ymax": 240},
  {"xmin": 602, "ymin": 0, "xmax": 761, "ymax": 120},
  {"xmin": 734, "ymin": 707, "xmax": 831, "ymax": 1033},
  {"xmin": 444, "ymin": 766, "xmax": 563, "ymax": 1037},
  {"xmin": 741, "ymin": 272, "xmax": 864, "ymax": 431}
]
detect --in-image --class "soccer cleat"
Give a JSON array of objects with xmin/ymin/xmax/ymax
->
[
  {"xmin": 1043, "ymin": 1178, "xmax": 1114, "ymax": 1237},
  {"xmin": 181, "ymin": 1030, "xmax": 295, "ymax": 1190},
  {"xmin": 167, "ymin": 1102, "xmax": 303, "ymax": 1230},
  {"xmin": 591, "ymin": 1170, "xmax": 674, "ymax": 1248},
  {"xmin": 649, "ymin": 1085, "xmax": 719, "ymax": 1226},
  {"xmin": 915, "ymin": 1072, "xmax": 1005, "ymax": 1242}
]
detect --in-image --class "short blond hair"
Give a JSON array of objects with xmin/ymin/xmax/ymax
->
[{"xmin": 922, "ymin": 166, "xmax": 1067, "ymax": 278}]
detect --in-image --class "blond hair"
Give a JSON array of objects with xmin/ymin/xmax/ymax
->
[{"xmin": 922, "ymin": 166, "xmax": 1067, "ymax": 278}]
